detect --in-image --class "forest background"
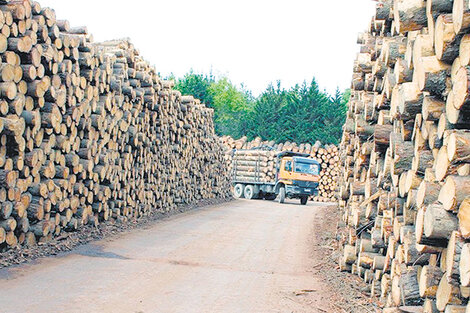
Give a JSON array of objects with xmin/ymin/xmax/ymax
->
[{"xmin": 170, "ymin": 71, "xmax": 350, "ymax": 144}]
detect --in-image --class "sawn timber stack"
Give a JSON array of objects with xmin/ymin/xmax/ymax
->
[
  {"xmin": 338, "ymin": 0, "xmax": 470, "ymax": 311},
  {"xmin": 0, "ymin": 0, "xmax": 231, "ymax": 252}
]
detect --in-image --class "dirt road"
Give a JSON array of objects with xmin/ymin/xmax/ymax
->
[{"xmin": 0, "ymin": 199, "xmax": 344, "ymax": 313}]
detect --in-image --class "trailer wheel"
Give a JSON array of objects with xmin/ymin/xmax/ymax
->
[
  {"xmin": 278, "ymin": 187, "xmax": 286, "ymax": 204},
  {"xmin": 244, "ymin": 185, "xmax": 256, "ymax": 200},
  {"xmin": 300, "ymin": 196, "xmax": 308, "ymax": 205},
  {"xmin": 233, "ymin": 184, "xmax": 244, "ymax": 199}
]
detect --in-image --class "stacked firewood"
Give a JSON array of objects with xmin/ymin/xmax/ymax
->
[
  {"xmin": 222, "ymin": 136, "xmax": 340, "ymax": 202},
  {"xmin": 337, "ymin": 0, "xmax": 470, "ymax": 311},
  {"xmin": 0, "ymin": 0, "xmax": 230, "ymax": 251}
]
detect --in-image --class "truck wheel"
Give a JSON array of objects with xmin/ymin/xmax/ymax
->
[
  {"xmin": 233, "ymin": 184, "xmax": 244, "ymax": 199},
  {"xmin": 300, "ymin": 196, "xmax": 308, "ymax": 205},
  {"xmin": 278, "ymin": 187, "xmax": 286, "ymax": 204},
  {"xmin": 244, "ymin": 185, "xmax": 256, "ymax": 200}
]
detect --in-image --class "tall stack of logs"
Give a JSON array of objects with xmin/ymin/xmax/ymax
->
[
  {"xmin": 0, "ymin": 0, "xmax": 231, "ymax": 252},
  {"xmin": 338, "ymin": 0, "xmax": 470, "ymax": 311},
  {"xmin": 221, "ymin": 136, "xmax": 340, "ymax": 202}
]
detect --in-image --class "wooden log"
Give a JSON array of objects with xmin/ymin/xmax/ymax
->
[
  {"xmin": 392, "ymin": 266, "xmax": 422, "ymax": 306},
  {"xmin": 460, "ymin": 243, "xmax": 470, "ymax": 287},
  {"xmin": 453, "ymin": 66, "xmax": 470, "ymax": 110},
  {"xmin": 447, "ymin": 130, "xmax": 470, "ymax": 162},
  {"xmin": 438, "ymin": 176, "xmax": 470, "ymax": 212},
  {"xmin": 424, "ymin": 202, "xmax": 459, "ymax": 240},
  {"xmin": 350, "ymin": 181, "xmax": 366, "ymax": 196},
  {"xmin": 460, "ymin": 34, "xmax": 470, "ymax": 66},
  {"xmin": 358, "ymin": 251, "xmax": 382, "ymax": 269},
  {"xmin": 446, "ymin": 231, "xmax": 465, "ymax": 283},
  {"xmin": 427, "ymin": 0, "xmax": 454, "ymax": 15},
  {"xmin": 395, "ymin": 57, "xmax": 413, "ymax": 84},
  {"xmin": 343, "ymin": 244, "xmax": 357, "ymax": 265},
  {"xmin": 417, "ymin": 181, "xmax": 440, "ymax": 209},
  {"xmin": 375, "ymin": 124, "xmax": 393, "ymax": 147},
  {"xmin": 356, "ymin": 116, "xmax": 376, "ymax": 139},
  {"xmin": 423, "ymin": 96, "xmax": 446, "ymax": 121},
  {"xmin": 376, "ymin": 0, "xmax": 392, "ymax": 20},
  {"xmin": 436, "ymin": 274, "xmax": 463, "ymax": 311},
  {"xmin": 453, "ymin": 0, "xmax": 470, "ymax": 34},
  {"xmin": 423, "ymin": 298, "xmax": 439, "ymax": 312},
  {"xmin": 444, "ymin": 305, "xmax": 467, "ymax": 313},
  {"xmin": 412, "ymin": 150, "xmax": 434, "ymax": 174},
  {"xmin": 435, "ymin": 14, "xmax": 463, "ymax": 63},
  {"xmin": 393, "ymin": 0, "xmax": 427, "ymax": 33},
  {"xmin": 458, "ymin": 198, "xmax": 470, "ymax": 239},
  {"xmin": 392, "ymin": 140, "xmax": 414, "ymax": 176},
  {"xmin": 397, "ymin": 82, "xmax": 424, "ymax": 121},
  {"xmin": 416, "ymin": 56, "xmax": 450, "ymax": 96},
  {"xmin": 413, "ymin": 34, "xmax": 435, "ymax": 68},
  {"xmin": 419, "ymin": 265, "xmax": 444, "ymax": 298}
]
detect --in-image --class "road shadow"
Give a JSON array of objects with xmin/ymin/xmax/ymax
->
[{"xmin": 74, "ymin": 244, "xmax": 130, "ymax": 260}]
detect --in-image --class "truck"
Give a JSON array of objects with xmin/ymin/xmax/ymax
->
[{"xmin": 230, "ymin": 149, "xmax": 321, "ymax": 205}]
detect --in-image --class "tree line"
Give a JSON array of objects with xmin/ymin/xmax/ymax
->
[{"xmin": 170, "ymin": 71, "xmax": 350, "ymax": 145}]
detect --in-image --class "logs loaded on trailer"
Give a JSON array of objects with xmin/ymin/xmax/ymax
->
[
  {"xmin": 0, "ymin": 0, "xmax": 231, "ymax": 252},
  {"xmin": 337, "ymin": 0, "xmax": 470, "ymax": 311},
  {"xmin": 230, "ymin": 150, "xmax": 277, "ymax": 184},
  {"xmin": 221, "ymin": 136, "xmax": 341, "ymax": 202}
]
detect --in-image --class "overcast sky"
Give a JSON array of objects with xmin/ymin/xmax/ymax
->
[{"xmin": 39, "ymin": 0, "xmax": 376, "ymax": 96}]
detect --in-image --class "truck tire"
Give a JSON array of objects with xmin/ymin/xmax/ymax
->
[
  {"xmin": 233, "ymin": 184, "xmax": 244, "ymax": 199},
  {"xmin": 244, "ymin": 185, "xmax": 256, "ymax": 200},
  {"xmin": 300, "ymin": 196, "xmax": 308, "ymax": 205},
  {"xmin": 278, "ymin": 187, "xmax": 286, "ymax": 204}
]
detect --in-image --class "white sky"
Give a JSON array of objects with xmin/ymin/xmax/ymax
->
[{"xmin": 39, "ymin": 0, "xmax": 376, "ymax": 96}]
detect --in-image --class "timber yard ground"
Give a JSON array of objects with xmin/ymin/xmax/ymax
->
[{"xmin": 0, "ymin": 199, "xmax": 378, "ymax": 313}]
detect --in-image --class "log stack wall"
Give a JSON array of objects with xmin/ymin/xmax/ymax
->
[
  {"xmin": 0, "ymin": 0, "xmax": 231, "ymax": 252},
  {"xmin": 338, "ymin": 0, "xmax": 470, "ymax": 311}
]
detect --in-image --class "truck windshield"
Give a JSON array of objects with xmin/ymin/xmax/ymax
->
[{"xmin": 295, "ymin": 162, "xmax": 319, "ymax": 175}]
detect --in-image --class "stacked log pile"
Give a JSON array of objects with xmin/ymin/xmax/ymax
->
[
  {"xmin": 337, "ymin": 0, "xmax": 470, "ymax": 311},
  {"xmin": 231, "ymin": 150, "xmax": 276, "ymax": 183},
  {"xmin": 222, "ymin": 136, "xmax": 340, "ymax": 202},
  {"xmin": 0, "ymin": 0, "xmax": 231, "ymax": 252}
]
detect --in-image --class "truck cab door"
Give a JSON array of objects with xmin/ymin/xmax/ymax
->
[{"xmin": 279, "ymin": 158, "xmax": 294, "ymax": 180}]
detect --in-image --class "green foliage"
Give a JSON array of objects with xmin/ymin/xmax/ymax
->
[
  {"xmin": 172, "ymin": 71, "xmax": 348, "ymax": 145},
  {"xmin": 173, "ymin": 70, "xmax": 215, "ymax": 107},
  {"xmin": 208, "ymin": 77, "xmax": 254, "ymax": 136}
]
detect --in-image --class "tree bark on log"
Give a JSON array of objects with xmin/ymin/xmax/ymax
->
[{"xmin": 394, "ymin": 0, "xmax": 428, "ymax": 33}]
